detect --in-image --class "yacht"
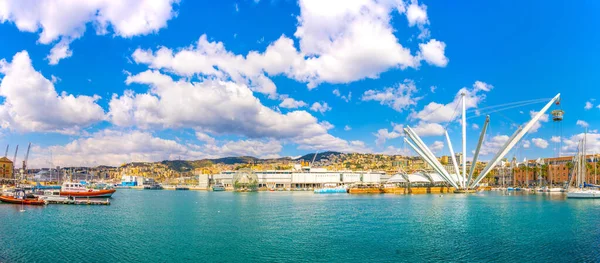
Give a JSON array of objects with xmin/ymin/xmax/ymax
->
[
  {"xmin": 567, "ymin": 133, "xmax": 600, "ymax": 199},
  {"xmin": 212, "ymin": 182, "xmax": 225, "ymax": 191}
]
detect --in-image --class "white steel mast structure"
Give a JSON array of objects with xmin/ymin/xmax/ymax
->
[{"xmin": 404, "ymin": 93, "xmax": 561, "ymax": 191}]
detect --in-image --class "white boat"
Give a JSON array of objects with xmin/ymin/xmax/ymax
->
[
  {"xmin": 35, "ymin": 189, "xmax": 70, "ymax": 202},
  {"xmin": 212, "ymin": 182, "xmax": 225, "ymax": 191},
  {"xmin": 567, "ymin": 189, "xmax": 600, "ymax": 198},
  {"xmin": 566, "ymin": 131, "xmax": 600, "ymax": 199}
]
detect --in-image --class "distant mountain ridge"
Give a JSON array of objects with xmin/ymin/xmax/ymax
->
[{"xmin": 156, "ymin": 151, "xmax": 341, "ymax": 171}]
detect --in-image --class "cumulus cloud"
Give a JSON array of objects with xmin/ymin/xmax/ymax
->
[
  {"xmin": 412, "ymin": 122, "xmax": 445, "ymax": 137},
  {"xmin": 310, "ymin": 102, "xmax": 331, "ymax": 114},
  {"xmin": 411, "ymin": 81, "xmax": 493, "ymax": 123},
  {"xmin": 344, "ymin": 125, "xmax": 352, "ymax": 131},
  {"xmin": 29, "ymin": 130, "xmax": 285, "ymax": 167},
  {"xmin": 132, "ymin": 0, "xmax": 448, "ymax": 90},
  {"xmin": 585, "ymin": 101, "xmax": 593, "ymax": 110},
  {"xmin": 418, "ymin": 39, "xmax": 448, "ymax": 67},
  {"xmin": 29, "ymin": 129, "xmax": 195, "ymax": 167},
  {"xmin": 550, "ymin": 136, "xmax": 561, "ymax": 143},
  {"xmin": 374, "ymin": 123, "xmax": 403, "ymax": 146},
  {"xmin": 576, "ymin": 120, "xmax": 589, "ymax": 128},
  {"xmin": 362, "ymin": 79, "xmax": 420, "ymax": 112},
  {"xmin": 472, "ymin": 123, "xmax": 480, "ymax": 130},
  {"xmin": 528, "ymin": 110, "xmax": 549, "ymax": 133},
  {"xmin": 0, "ymin": 0, "xmax": 180, "ymax": 64},
  {"xmin": 562, "ymin": 132, "xmax": 600, "ymax": 156},
  {"xmin": 333, "ymin": 89, "xmax": 351, "ymax": 102},
  {"xmin": 479, "ymin": 135, "xmax": 509, "ymax": 155},
  {"xmin": 279, "ymin": 97, "xmax": 307, "ymax": 109},
  {"xmin": 429, "ymin": 140, "xmax": 444, "ymax": 153},
  {"xmin": 108, "ymin": 70, "xmax": 326, "ymax": 139},
  {"xmin": 0, "ymin": 51, "xmax": 105, "ymax": 134},
  {"xmin": 195, "ymin": 131, "xmax": 216, "ymax": 145},
  {"xmin": 532, "ymin": 138, "xmax": 548, "ymax": 149}
]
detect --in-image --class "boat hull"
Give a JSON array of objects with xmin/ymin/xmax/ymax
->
[
  {"xmin": 314, "ymin": 188, "xmax": 347, "ymax": 193},
  {"xmin": 349, "ymin": 188, "xmax": 383, "ymax": 194},
  {"xmin": 60, "ymin": 189, "xmax": 116, "ymax": 198},
  {"xmin": 0, "ymin": 196, "xmax": 47, "ymax": 205},
  {"xmin": 567, "ymin": 191, "xmax": 600, "ymax": 199}
]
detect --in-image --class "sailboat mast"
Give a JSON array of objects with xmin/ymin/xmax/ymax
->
[{"xmin": 461, "ymin": 92, "xmax": 467, "ymax": 189}]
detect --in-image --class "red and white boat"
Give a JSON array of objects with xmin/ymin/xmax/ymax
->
[{"xmin": 60, "ymin": 182, "xmax": 116, "ymax": 198}]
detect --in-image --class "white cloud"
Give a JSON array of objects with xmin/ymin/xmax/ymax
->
[
  {"xmin": 585, "ymin": 101, "xmax": 593, "ymax": 110},
  {"xmin": 374, "ymin": 123, "xmax": 403, "ymax": 146},
  {"xmin": 132, "ymin": 0, "xmax": 447, "ymax": 90},
  {"xmin": 333, "ymin": 89, "xmax": 351, "ymax": 102},
  {"xmin": 412, "ymin": 122, "xmax": 445, "ymax": 137},
  {"xmin": 406, "ymin": 1, "xmax": 430, "ymax": 39},
  {"xmin": 576, "ymin": 120, "xmax": 589, "ymax": 128},
  {"xmin": 0, "ymin": 0, "xmax": 179, "ymax": 64},
  {"xmin": 418, "ymin": 39, "xmax": 448, "ymax": 67},
  {"xmin": 522, "ymin": 140, "xmax": 531, "ymax": 149},
  {"xmin": 562, "ymin": 132, "xmax": 600, "ymax": 156},
  {"xmin": 531, "ymin": 138, "xmax": 548, "ymax": 149},
  {"xmin": 310, "ymin": 102, "xmax": 331, "ymax": 114},
  {"xmin": 195, "ymin": 131, "xmax": 216, "ymax": 145},
  {"xmin": 411, "ymin": 81, "xmax": 493, "ymax": 123},
  {"xmin": 30, "ymin": 129, "xmax": 195, "ymax": 167},
  {"xmin": 429, "ymin": 140, "xmax": 444, "ymax": 153},
  {"xmin": 430, "ymin": 85, "xmax": 437, "ymax": 93},
  {"xmin": 29, "ymin": 130, "xmax": 286, "ymax": 167},
  {"xmin": 472, "ymin": 123, "xmax": 480, "ymax": 130},
  {"xmin": 528, "ymin": 110, "xmax": 549, "ymax": 133},
  {"xmin": 0, "ymin": 51, "xmax": 105, "ymax": 134},
  {"xmin": 320, "ymin": 121, "xmax": 334, "ymax": 130},
  {"xmin": 361, "ymin": 79, "xmax": 420, "ymax": 112},
  {"xmin": 344, "ymin": 125, "xmax": 352, "ymax": 131},
  {"xmin": 551, "ymin": 136, "xmax": 561, "ymax": 143},
  {"xmin": 279, "ymin": 97, "xmax": 307, "ymax": 109},
  {"xmin": 108, "ymin": 70, "xmax": 327, "ymax": 141},
  {"xmin": 479, "ymin": 135, "xmax": 509, "ymax": 155}
]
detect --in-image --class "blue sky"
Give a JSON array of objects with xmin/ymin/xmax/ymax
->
[{"xmin": 0, "ymin": 0, "xmax": 599, "ymax": 167}]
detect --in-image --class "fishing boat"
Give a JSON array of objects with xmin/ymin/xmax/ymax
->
[
  {"xmin": 314, "ymin": 184, "xmax": 347, "ymax": 193},
  {"xmin": 0, "ymin": 190, "xmax": 47, "ymax": 206},
  {"xmin": 60, "ymin": 182, "xmax": 116, "ymax": 198},
  {"xmin": 212, "ymin": 182, "xmax": 225, "ymax": 191}
]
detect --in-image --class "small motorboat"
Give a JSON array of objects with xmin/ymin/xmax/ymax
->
[
  {"xmin": 60, "ymin": 182, "xmax": 116, "ymax": 198},
  {"xmin": 212, "ymin": 182, "xmax": 225, "ymax": 191},
  {"xmin": 0, "ymin": 195, "xmax": 47, "ymax": 206}
]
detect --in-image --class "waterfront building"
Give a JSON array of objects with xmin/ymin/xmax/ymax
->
[
  {"xmin": 0, "ymin": 157, "xmax": 14, "ymax": 179},
  {"xmin": 212, "ymin": 165, "xmax": 386, "ymax": 190}
]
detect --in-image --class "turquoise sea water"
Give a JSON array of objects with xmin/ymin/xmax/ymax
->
[{"xmin": 1, "ymin": 190, "xmax": 600, "ymax": 262}]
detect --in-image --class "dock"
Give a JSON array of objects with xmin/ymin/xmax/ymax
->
[{"xmin": 46, "ymin": 199, "xmax": 110, "ymax": 205}]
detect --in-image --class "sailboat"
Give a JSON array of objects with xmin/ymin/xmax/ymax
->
[{"xmin": 566, "ymin": 131, "xmax": 600, "ymax": 199}]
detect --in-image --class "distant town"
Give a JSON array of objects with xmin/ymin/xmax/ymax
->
[{"xmin": 1, "ymin": 151, "xmax": 599, "ymax": 187}]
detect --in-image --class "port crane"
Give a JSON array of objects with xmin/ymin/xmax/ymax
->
[{"xmin": 22, "ymin": 143, "xmax": 31, "ymax": 178}]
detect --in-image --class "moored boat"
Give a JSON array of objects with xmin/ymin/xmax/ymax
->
[
  {"xmin": 314, "ymin": 184, "xmax": 347, "ymax": 194},
  {"xmin": 348, "ymin": 183, "xmax": 383, "ymax": 194},
  {"xmin": 212, "ymin": 182, "xmax": 225, "ymax": 191},
  {"xmin": 60, "ymin": 182, "xmax": 116, "ymax": 198},
  {"xmin": 0, "ymin": 195, "xmax": 47, "ymax": 206}
]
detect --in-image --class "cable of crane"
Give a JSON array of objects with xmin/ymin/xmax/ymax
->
[
  {"xmin": 466, "ymin": 99, "xmax": 549, "ymax": 120},
  {"xmin": 466, "ymin": 98, "xmax": 551, "ymax": 114},
  {"xmin": 443, "ymin": 96, "xmax": 463, "ymax": 131}
]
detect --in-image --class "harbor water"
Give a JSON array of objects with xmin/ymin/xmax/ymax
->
[{"xmin": 1, "ymin": 191, "xmax": 600, "ymax": 262}]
